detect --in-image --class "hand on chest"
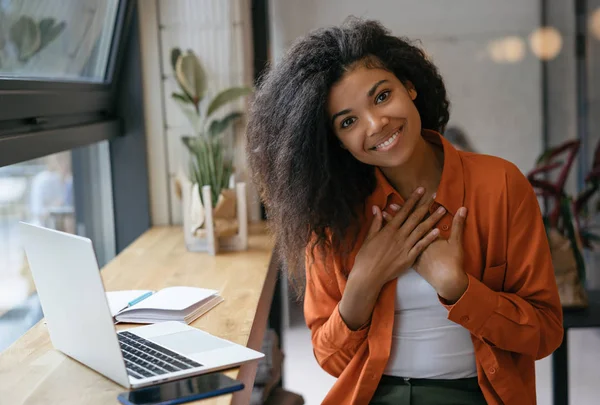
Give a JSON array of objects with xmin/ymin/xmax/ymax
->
[{"xmin": 381, "ymin": 200, "xmax": 470, "ymax": 302}]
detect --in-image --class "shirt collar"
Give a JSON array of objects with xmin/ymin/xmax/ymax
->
[{"xmin": 371, "ymin": 129, "xmax": 465, "ymax": 215}]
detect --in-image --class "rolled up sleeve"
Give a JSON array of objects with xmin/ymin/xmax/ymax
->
[{"xmin": 304, "ymin": 245, "xmax": 369, "ymax": 377}]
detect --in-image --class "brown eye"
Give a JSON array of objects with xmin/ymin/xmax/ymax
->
[
  {"xmin": 341, "ymin": 117, "xmax": 356, "ymax": 129},
  {"xmin": 376, "ymin": 90, "xmax": 390, "ymax": 104}
]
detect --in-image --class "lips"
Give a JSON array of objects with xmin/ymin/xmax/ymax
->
[{"xmin": 370, "ymin": 124, "xmax": 404, "ymax": 151}]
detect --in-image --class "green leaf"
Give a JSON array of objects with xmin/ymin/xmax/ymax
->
[
  {"xmin": 181, "ymin": 136, "xmax": 195, "ymax": 152},
  {"xmin": 175, "ymin": 51, "xmax": 207, "ymax": 102},
  {"xmin": 171, "ymin": 92, "xmax": 193, "ymax": 104},
  {"xmin": 580, "ymin": 231, "xmax": 600, "ymax": 242},
  {"xmin": 206, "ymin": 87, "xmax": 252, "ymax": 118},
  {"xmin": 38, "ymin": 18, "xmax": 65, "ymax": 50},
  {"xmin": 196, "ymin": 143, "xmax": 209, "ymax": 188},
  {"xmin": 208, "ymin": 112, "xmax": 243, "ymax": 138},
  {"xmin": 184, "ymin": 137, "xmax": 233, "ymax": 206},
  {"xmin": 10, "ymin": 16, "xmax": 41, "ymax": 61},
  {"xmin": 170, "ymin": 48, "xmax": 181, "ymax": 73}
]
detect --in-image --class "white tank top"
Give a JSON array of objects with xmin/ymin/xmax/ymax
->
[{"xmin": 384, "ymin": 269, "xmax": 477, "ymax": 379}]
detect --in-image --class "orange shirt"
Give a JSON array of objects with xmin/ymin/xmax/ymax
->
[{"xmin": 304, "ymin": 130, "xmax": 563, "ymax": 405}]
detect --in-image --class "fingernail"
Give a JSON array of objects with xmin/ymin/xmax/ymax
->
[
  {"xmin": 390, "ymin": 204, "xmax": 401, "ymax": 211},
  {"xmin": 432, "ymin": 192, "xmax": 437, "ymax": 200},
  {"xmin": 432, "ymin": 228, "xmax": 440, "ymax": 236},
  {"xmin": 416, "ymin": 187, "xmax": 424, "ymax": 194},
  {"xmin": 382, "ymin": 212, "xmax": 391, "ymax": 221},
  {"xmin": 437, "ymin": 206, "xmax": 446, "ymax": 214},
  {"xmin": 372, "ymin": 206, "xmax": 378, "ymax": 215},
  {"xmin": 459, "ymin": 207, "xmax": 467, "ymax": 217}
]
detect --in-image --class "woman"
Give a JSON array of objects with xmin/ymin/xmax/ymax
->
[{"xmin": 246, "ymin": 18, "xmax": 563, "ymax": 405}]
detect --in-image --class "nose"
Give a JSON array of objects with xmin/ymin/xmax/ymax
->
[{"xmin": 366, "ymin": 112, "xmax": 389, "ymax": 137}]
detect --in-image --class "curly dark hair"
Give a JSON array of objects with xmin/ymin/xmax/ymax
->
[{"xmin": 246, "ymin": 17, "xmax": 450, "ymax": 290}]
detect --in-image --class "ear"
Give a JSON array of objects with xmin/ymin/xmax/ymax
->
[{"xmin": 405, "ymin": 81, "xmax": 417, "ymax": 100}]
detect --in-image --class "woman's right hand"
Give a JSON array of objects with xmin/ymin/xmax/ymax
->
[{"xmin": 350, "ymin": 187, "xmax": 445, "ymax": 290}]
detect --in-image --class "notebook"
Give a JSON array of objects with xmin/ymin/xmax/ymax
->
[{"xmin": 106, "ymin": 286, "xmax": 223, "ymax": 324}]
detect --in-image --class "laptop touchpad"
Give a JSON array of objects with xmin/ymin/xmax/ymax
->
[{"xmin": 151, "ymin": 330, "xmax": 232, "ymax": 355}]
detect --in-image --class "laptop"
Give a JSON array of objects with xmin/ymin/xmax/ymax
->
[{"xmin": 19, "ymin": 222, "xmax": 264, "ymax": 389}]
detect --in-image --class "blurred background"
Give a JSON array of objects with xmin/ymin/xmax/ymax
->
[{"xmin": 1, "ymin": 1, "xmax": 600, "ymax": 404}]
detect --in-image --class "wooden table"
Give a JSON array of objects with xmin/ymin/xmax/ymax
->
[
  {"xmin": 0, "ymin": 224, "xmax": 277, "ymax": 405},
  {"xmin": 552, "ymin": 290, "xmax": 600, "ymax": 405}
]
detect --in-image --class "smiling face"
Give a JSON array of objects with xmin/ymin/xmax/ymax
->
[{"xmin": 327, "ymin": 64, "xmax": 422, "ymax": 168}]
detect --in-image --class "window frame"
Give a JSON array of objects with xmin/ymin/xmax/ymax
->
[{"xmin": 0, "ymin": 0, "xmax": 135, "ymax": 166}]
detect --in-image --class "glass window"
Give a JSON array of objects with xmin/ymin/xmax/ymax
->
[
  {"xmin": 0, "ymin": 0, "xmax": 120, "ymax": 82},
  {"xmin": 0, "ymin": 150, "xmax": 74, "ymax": 351}
]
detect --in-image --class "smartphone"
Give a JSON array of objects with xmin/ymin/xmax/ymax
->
[{"xmin": 117, "ymin": 373, "xmax": 244, "ymax": 405}]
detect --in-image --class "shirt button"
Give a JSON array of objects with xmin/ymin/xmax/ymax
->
[
  {"xmin": 489, "ymin": 367, "xmax": 497, "ymax": 374},
  {"xmin": 442, "ymin": 224, "xmax": 449, "ymax": 231},
  {"xmin": 460, "ymin": 316, "xmax": 470, "ymax": 322}
]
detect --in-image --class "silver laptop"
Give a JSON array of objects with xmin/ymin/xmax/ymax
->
[{"xmin": 19, "ymin": 222, "xmax": 264, "ymax": 389}]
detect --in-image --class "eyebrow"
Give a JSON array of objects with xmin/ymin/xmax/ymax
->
[
  {"xmin": 367, "ymin": 79, "xmax": 389, "ymax": 97},
  {"xmin": 330, "ymin": 79, "xmax": 390, "ymax": 126},
  {"xmin": 331, "ymin": 109, "xmax": 351, "ymax": 127}
]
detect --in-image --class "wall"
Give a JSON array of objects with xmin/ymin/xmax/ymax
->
[
  {"xmin": 545, "ymin": 0, "xmax": 578, "ymax": 198},
  {"xmin": 269, "ymin": 0, "xmax": 543, "ymax": 173}
]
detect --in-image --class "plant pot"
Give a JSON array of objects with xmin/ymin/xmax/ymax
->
[
  {"xmin": 547, "ymin": 228, "xmax": 588, "ymax": 308},
  {"xmin": 178, "ymin": 172, "xmax": 248, "ymax": 255}
]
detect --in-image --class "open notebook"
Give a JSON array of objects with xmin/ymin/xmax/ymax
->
[{"xmin": 106, "ymin": 286, "xmax": 223, "ymax": 324}]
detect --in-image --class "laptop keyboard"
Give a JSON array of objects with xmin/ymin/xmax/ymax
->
[{"xmin": 117, "ymin": 331, "xmax": 203, "ymax": 379}]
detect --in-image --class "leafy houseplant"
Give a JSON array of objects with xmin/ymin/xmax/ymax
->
[
  {"xmin": 527, "ymin": 140, "xmax": 600, "ymax": 308},
  {"xmin": 170, "ymin": 48, "xmax": 252, "ymax": 254},
  {"xmin": 170, "ymin": 48, "xmax": 252, "ymax": 207}
]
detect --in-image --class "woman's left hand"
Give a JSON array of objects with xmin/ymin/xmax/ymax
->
[
  {"xmin": 384, "ymin": 204, "xmax": 469, "ymax": 303},
  {"xmin": 414, "ymin": 207, "xmax": 469, "ymax": 303}
]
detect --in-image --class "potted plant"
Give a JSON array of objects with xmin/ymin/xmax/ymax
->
[
  {"xmin": 170, "ymin": 47, "xmax": 253, "ymax": 254},
  {"xmin": 527, "ymin": 140, "xmax": 600, "ymax": 308}
]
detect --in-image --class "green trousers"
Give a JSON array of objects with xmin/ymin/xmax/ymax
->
[{"xmin": 370, "ymin": 375, "xmax": 488, "ymax": 405}]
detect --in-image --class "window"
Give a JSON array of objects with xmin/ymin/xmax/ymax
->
[
  {"xmin": 0, "ymin": 0, "xmax": 137, "ymax": 352},
  {"xmin": 0, "ymin": 151, "xmax": 74, "ymax": 350},
  {"xmin": 0, "ymin": 140, "xmax": 117, "ymax": 352},
  {"xmin": 0, "ymin": 0, "xmax": 120, "ymax": 82}
]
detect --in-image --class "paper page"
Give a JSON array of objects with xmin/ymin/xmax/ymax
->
[
  {"xmin": 106, "ymin": 290, "xmax": 153, "ymax": 317},
  {"xmin": 121, "ymin": 286, "xmax": 218, "ymax": 312}
]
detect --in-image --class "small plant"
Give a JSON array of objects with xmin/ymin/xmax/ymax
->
[
  {"xmin": 170, "ymin": 48, "xmax": 252, "ymax": 206},
  {"xmin": 0, "ymin": 12, "xmax": 66, "ymax": 69},
  {"xmin": 527, "ymin": 139, "xmax": 600, "ymax": 307}
]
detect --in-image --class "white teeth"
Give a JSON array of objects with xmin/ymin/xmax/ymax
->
[{"xmin": 376, "ymin": 131, "xmax": 399, "ymax": 149}]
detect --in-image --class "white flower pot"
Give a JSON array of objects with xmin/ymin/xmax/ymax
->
[{"xmin": 179, "ymin": 172, "xmax": 248, "ymax": 255}]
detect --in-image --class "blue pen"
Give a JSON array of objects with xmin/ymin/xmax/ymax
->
[{"xmin": 127, "ymin": 291, "xmax": 153, "ymax": 307}]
